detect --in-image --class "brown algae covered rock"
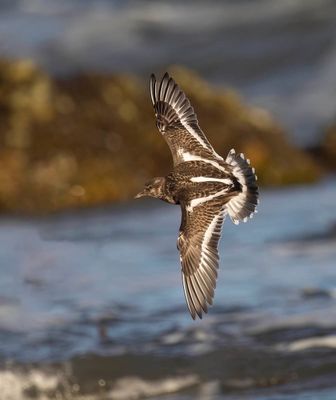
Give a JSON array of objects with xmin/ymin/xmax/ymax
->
[
  {"xmin": 0, "ymin": 60, "xmax": 321, "ymax": 213},
  {"xmin": 320, "ymin": 123, "xmax": 336, "ymax": 169}
]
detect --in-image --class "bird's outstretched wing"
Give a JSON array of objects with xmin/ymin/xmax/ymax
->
[
  {"xmin": 178, "ymin": 197, "xmax": 231, "ymax": 319},
  {"xmin": 150, "ymin": 73, "xmax": 223, "ymax": 166}
]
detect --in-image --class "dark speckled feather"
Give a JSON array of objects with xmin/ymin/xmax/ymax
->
[{"xmin": 150, "ymin": 73, "xmax": 223, "ymax": 165}]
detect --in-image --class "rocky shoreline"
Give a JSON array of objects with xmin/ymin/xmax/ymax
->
[{"xmin": 0, "ymin": 59, "xmax": 333, "ymax": 213}]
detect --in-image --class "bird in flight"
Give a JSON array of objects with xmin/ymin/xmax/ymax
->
[{"xmin": 135, "ymin": 73, "xmax": 259, "ymax": 319}]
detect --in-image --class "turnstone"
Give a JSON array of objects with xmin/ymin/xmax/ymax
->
[{"xmin": 135, "ymin": 73, "xmax": 259, "ymax": 319}]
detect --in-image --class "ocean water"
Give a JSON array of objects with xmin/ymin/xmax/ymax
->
[
  {"xmin": 0, "ymin": 178, "xmax": 336, "ymax": 399},
  {"xmin": 0, "ymin": 0, "xmax": 336, "ymax": 144}
]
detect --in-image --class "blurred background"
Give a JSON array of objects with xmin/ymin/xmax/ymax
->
[{"xmin": 0, "ymin": 0, "xmax": 336, "ymax": 399}]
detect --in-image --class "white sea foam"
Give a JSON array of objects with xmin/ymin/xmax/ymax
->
[
  {"xmin": 0, "ymin": 369, "xmax": 200, "ymax": 400},
  {"xmin": 278, "ymin": 335, "xmax": 336, "ymax": 352},
  {"xmin": 161, "ymin": 330, "xmax": 185, "ymax": 345},
  {"xmin": 108, "ymin": 375, "xmax": 199, "ymax": 400},
  {"xmin": 0, "ymin": 370, "xmax": 61, "ymax": 400}
]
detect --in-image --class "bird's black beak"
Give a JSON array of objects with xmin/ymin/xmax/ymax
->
[{"xmin": 134, "ymin": 190, "xmax": 146, "ymax": 199}]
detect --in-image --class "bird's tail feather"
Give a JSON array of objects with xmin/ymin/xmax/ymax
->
[{"xmin": 226, "ymin": 149, "xmax": 259, "ymax": 225}]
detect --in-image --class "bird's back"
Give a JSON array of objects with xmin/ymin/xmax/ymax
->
[{"xmin": 166, "ymin": 159, "xmax": 239, "ymax": 205}]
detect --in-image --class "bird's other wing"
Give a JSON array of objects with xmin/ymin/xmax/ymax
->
[
  {"xmin": 177, "ymin": 197, "xmax": 230, "ymax": 319},
  {"xmin": 150, "ymin": 73, "xmax": 223, "ymax": 166}
]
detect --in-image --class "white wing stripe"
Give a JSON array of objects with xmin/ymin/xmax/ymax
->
[
  {"xmin": 182, "ymin": 152, "xmax": 227, "ymax": 172},
  {"xmin": 183, "ymin": 123, "xmax": 223, "ymax": 161},
  {"xmin": 200, "ymin": 211, "xmax": 225, "ymax": 267},
  {"xmin": 181, "ymin": 121, "xmax": 210, "ymax": 149},
  {"xmin": 190, "ymin": 177, "xmax": 232, "ymax": 185},
  {"xmin": 187, "ymin": 188, "xmax": 229, "ymax": 211},
  {"xmin": 167, "ymin": 94, "xmax": 212, "ymax": 151}
]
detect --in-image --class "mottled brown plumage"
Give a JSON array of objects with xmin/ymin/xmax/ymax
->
[{"xmin": 135, "ymin": 72, "xmax": 259, "ymax": 319}]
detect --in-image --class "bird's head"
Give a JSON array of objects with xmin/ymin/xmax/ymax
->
[{"xmin": 135, "ymin": 177, "xmax": 166, "ymax": 199}]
